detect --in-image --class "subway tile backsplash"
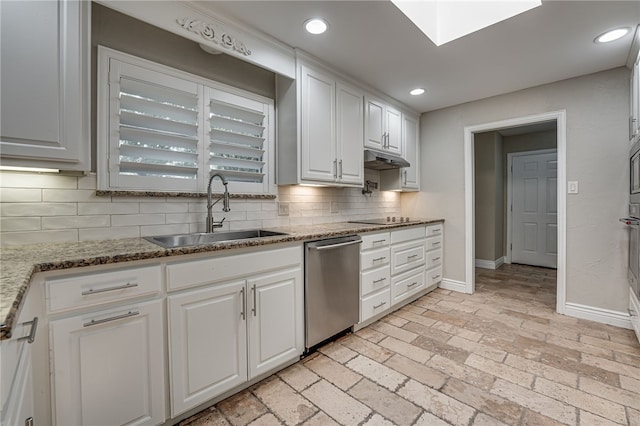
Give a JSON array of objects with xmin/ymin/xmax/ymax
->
[{"xmin": 0, "ymin": 171, "xmax": 401, "ymax": 246}]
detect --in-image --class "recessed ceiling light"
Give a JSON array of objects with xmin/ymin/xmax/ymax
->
[
  {"xmin": 410, "ymin": 88, "xmax": 425, "ymax": 96},
  {"xmin": 305, "ymin": 18, "xmax": 328, "ymax": 35},
  {"xmin": 595, "ymin": 27, "xmax": 630, "ymax": 43}
]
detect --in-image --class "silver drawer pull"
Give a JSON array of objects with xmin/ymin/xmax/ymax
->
[
  {"xmin": 373, "ymin": 256, "xmax": 387, "ymax": 262},
  {"xmin": 431, "ymin": 242, "xmax": 441, "ymax": 247},
  {"xmin": 82, "ymin": 282, "xmax": 138, "ymax": 296},
  {"xmin": 408, "ymin": 254, "xmax": 419, "ymax": 260},
  {"xmin": 240, "ymin": 288, "xmax": 246, "ymax": 320},
  {"xmin": 83, "ymin": 311, "xmax": 139, "ymax": 327},
  {"xmin": 373, "ymin": 301, "xmax": 387, "ymax": 309},
  {"xmin": 408, "ymin": 282, "xmax": 418, "ymax": 288},
  {"xmin": 373, "ymin": 277, "xmax": 387, "ymax": 284},
  {"xmin": 432, "ymin": 274, "xmax": 441, "ymax": 280},
  {"xmin": 372, "ymin": 239, "xmax": 387, "ymax": 244},
  {"xmin": 433, "ymin": 257, "xmax": 441, "ymax": 261},
  {"xmin": 17, "ymin": 317, "xmax": 38, "ymax": 344}
]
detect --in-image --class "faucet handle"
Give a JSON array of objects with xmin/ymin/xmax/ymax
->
[{"xmin": 210, "ymin": 217, "xmax": 225, "ymax": 229}]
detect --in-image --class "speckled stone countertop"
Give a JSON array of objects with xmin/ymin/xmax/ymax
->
[{"xmin": 0, "ymin": 219, "xmax": 443, "ymax": 339}]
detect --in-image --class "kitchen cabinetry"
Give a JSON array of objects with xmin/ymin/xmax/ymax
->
[
  {"xmin": 365, "ymin": 97, "xmax": 402, "ymax": 155},
  {"xmin": 381, "ymin": 114, "xmax": 420, "ymax": 191},
  {"xmin": 390, "ymin": 226, "xmax": 426, "ymax": 305},
  {"xmin": 360, "ymin": 231, "xmax": 392, "ymax": 322},
  {"xmin": 425, "ymin": 223, "xmax": 444, "ymax": 287},
  {"xmin": 48, "ymin": 265, "xmax": 165, "ymax": 426},
  {"xmin": 0, "ymin": 290, "xmax": 37, "ymax": 426},
  {"xmin": 298, "ymin": 64, "xmax": 364, "ymax": 186},
  {"xmin": 0, "ymin": 0, "xmax": 90, "ymax": 171},
  {"xmin": 166, "ymin": 245, "xmax": 303, "ymax": 416},
  {"xmin": 631, "ymin": 49, "xmax": 640, "ymax": 142}
]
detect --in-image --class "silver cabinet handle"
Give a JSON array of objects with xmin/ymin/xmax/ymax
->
[
  {"xmin": 373, "ymin": 301, "xmax": 387, "ymax": 309},
  {"xmin": 240, "ymin": 288, "xmax": 246, "ymax": 320},
  {"xmin": 408, "ymin": 254, "xmax": 419, "ymax": 260},
  {"xmin": 311, "ymin": 240, "xmax": 363, "ymax": 251},
  {"xmin": 17, "ymin": 317, "xmax": 38, "ymax": 344},
  {"xmin": 431, "ymin": 242, "xmax": 441, "ymax": 248},
  {"xmin": 251, "ymin": 284, "xmax": 257, "ymax": 317},
  {"xmin": 372, "ymin": 239, "xmax": 387, "ymax": 244},
  {"xmin": 432, "ymin": 274, "xmax": 441, "ymax": 280},
  {"xmin": 82, "ymin": 282, "xmax": 138, "ymax": 296},
  {"xmin": 339, "ymin": 159, "xmax": 343, "ymax": 179},
  {"xmin": 373, "ymin": 277, "xmax": 387, "ymax": 284},
  {"xmin": 83, "ymin": 311, "xmax": 139, "ymax": 327},
  {"xmin": 433, "ymin": 257, "xmax": 441, "ymax": 261},
  {"xmin": 333, "ymin": 159, "xmax": 338, "ymax": 179},
  {"xmin": 408, "ymin": 281, "xmax": 418, "ymax": 288},
  {"xmin": 373, "ymin": 256, "xmax": 387, "ymax": 262}
]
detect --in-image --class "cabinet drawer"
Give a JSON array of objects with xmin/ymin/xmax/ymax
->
[
  {"xmin": 426, "ymin": 235, "xmax": 443, "ymax": 252},
  {"xmin": 392, "ymin": 268, "xmax": 425, "ymax": 305},
  {"xmin": 167, "ymin": 245, "xmax": 302, "ymax": 291},
  {"xmin": 361, "ymin": 288, "xmax": 390, "ymax": 322},
  {"xmin": 426, "ymin": 266, "xmax": 443, "ymax": 286},
  {"xmin": 391, "ymin": 226, "xmax": 426, "ymax": 244},
  {"xmin": 426, "ymin": 223, "xmax": 443, "ymax": 238},
  {"xmin": 47, "ymin": 265, "xmax": 162, "ymax": 314},
  {"xmin": 361, "ymin": 247, "xmax": 390, "ymax": 271},
  {"xmin": 361, "ymin": 267, "xmax": 390, "ymax": 296},
  {"xmin": 391, "ymin": 240, "xmax": 426, "ymax": 275},
  {"xmin": 426, "ymin": 250, "xmax": 443, "ymax": 269},
  {"xmin": 360, "ymin": 232, "xmax": 390, "ymax": 250}
]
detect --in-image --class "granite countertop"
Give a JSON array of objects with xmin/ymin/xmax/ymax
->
[{"xmin": 0, "ymin": 219, "xmax": 443, "ymax": 339}]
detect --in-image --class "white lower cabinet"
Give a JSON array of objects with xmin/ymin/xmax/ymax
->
[
  {"xmin": 50, "ymin": 299, "xmax": 165, "ymax": 426},
  {"xmin": 167, "ymin": 245, "xmax": 304, "ymax": 417},
  {"xmin": 390, "ymin": 226, "xmax": 426, "ymax": 306}
]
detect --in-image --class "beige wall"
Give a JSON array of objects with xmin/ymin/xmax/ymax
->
[{"xmin": 403, "ymin": 67, "xmax": 630, "ymax": 313}]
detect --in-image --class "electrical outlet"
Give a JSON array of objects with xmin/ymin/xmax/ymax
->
[
  {"xmin": 278, "ymin": 202, "xmax": 290, "ymax": 216},
  {"xmin": 330, "ymin": 201, "xmax": 339, "ymax": 213},
  {"xmin": 568, "ymin": 181, "xmax": 579, "ymax": 194}
]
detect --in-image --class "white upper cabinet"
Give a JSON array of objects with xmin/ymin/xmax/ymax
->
[
  {"xmin": 279, "ymin": 60, "xmax": 364, "ymax": 187},
  {"xmin": 365, "ymin": 97, "xmax": 402, "ymax": 156},
  {"xmin": 0, "ymin": 0, "xmax": 90, "ymax": 171},
  {"xmin": 630, "ymin": 49, "xmax": 640, "ymax": 142},
  {"xmin": 381, "ymin": 113, "xmax": 420, "ymax": 191}
]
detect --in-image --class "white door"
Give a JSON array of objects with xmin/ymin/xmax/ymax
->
[
  {"xmin": 50, "ymin": 299, "xmax": 165, "ymax": 426},
  {"xmin": 336, "ymin": 82, "xmax": 364, "ymax": 185},
  {"xmin": 385, "ymin": 106, "xmax": 402, "ymax": 155},
  {"xmin": 402, "ymin": 115, "xmax": 419, "ymax": 189},
  {"xmin": 364, "ymin": 97, "xmax": 385, "ymax": 151},
  {"xmin": 511, "ymin": 151, "xmax": 558, "ymax": 268},
  {"xmin": 168, "ymin": 280, "xmax": 247, "ymax": 416},
  {"xmin": 248, "ymin": 268, "xmax": 302, "ymax": 378},
  {"xmin": 300, "ymin": 65, "xmax": 336, "ymax": 182}
]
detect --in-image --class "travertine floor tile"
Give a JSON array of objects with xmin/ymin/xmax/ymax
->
[{"xmin": 181, "ymin": 264, "xmax": 640, "ymax": 426}]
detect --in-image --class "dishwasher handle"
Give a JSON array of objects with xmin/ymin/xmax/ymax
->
[{"xmin": 307, "ymin": 236, "xmax": 362, "ymax": 251}]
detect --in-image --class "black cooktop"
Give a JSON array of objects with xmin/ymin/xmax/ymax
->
[{"xmin": 348, "ymin": 217, "xmax": 417, "ymax": 225}]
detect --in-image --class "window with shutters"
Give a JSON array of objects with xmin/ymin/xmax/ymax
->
[{"xmin": 97, "ymin": 47, "xmax": 275, "ymax": 194}]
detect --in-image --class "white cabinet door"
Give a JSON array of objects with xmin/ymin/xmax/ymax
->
[
  {"xmin": 300, "ymin": 65, "xmax": 336, "ymax": 182},
  {"xmin": 364, "ymin": 98, "xmax": 385, "ymax": 151},
  {"xmin": 248, "ymin": 268, "xmax": 302, "ymax": 378},
  {"xmin": 385, "ymin": 106, "xmax": 402, "ymax": 155},
  {"xmin": 632, "ymin": 52, "xmax": 640, "ymax": 141},
  {"xmin": 0, "ymin": 0, "xmax": 90, "ymax": 170},
  {"xmin": 336, "ymin": 83, "xmax": 364, "ymax": 185},
  {"xmin": 50, "ymin": 299, "xmax": 165, "ymax": 426},
  {"xmin": 402, "ymin": 114, "xmax": 419, "ymax": 189},
  {"xmin": 168, "ymin": 280, "xmax": 247, "ymax": 417}
]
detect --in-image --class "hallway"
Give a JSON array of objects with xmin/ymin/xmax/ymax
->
[{"xmin": 181, "ymin": 265, "xmax": 640, "ymax": 425}]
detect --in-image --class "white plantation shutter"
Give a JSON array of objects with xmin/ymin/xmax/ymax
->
[
  {"xmin": 99, "ymin": 48, "xmax": 275, "ymax": 194},
  {"xmin": 206, "ymin": 87, "xmax": 272, "ymax": 193}
]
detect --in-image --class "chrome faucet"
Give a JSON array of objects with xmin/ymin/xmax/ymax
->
[{"xmin": 206, "ymin": 173, "xmax": 231, "ymax": 233}]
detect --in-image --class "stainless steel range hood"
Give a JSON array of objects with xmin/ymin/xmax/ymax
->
[{"xmin": 363, "ymin": 150, "xmax": 410, "ymax": 170}]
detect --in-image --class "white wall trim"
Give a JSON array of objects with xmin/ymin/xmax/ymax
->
[
  {"xmin": 475, "ymin": 257, "xmax": 505, "ymax": 270},
  {"xmin": 439, "ymin": 278, "xmax": 469, "ymax": 293},
  {"xmin": 506, "ymin": 148, "xmax": 557, "ymax": 265},
  {"xmin": 564, "ymin": 302, "xmax": 632, "ymax": 330},
  {"xmin": 464, "ymin": 110, "xmax": 567, "ymax": 314}
]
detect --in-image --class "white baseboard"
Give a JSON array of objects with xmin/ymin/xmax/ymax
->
[
  {"xmin": 475, "ymin": 257, "xmax": 505, "ymax": 270},
  {"xmin": 564, "ymin": 302, "xmax": 632, "ymax": 330},
  {"xmin": 439, "ymin": 278, "xmax": 469, "ymax": 294}
]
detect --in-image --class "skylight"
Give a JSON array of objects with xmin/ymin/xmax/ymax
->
[{"xmin": 390, "ymin": 0, "xmax": 542, "ymax": 46}]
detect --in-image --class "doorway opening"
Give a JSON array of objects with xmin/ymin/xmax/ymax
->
[{"xmin": 464, "ymin": 111, "xmax": 567, "ymax": 314}]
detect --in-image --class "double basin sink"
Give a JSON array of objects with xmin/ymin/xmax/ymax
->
[{"xmin": 145, "ymin": 229, "xmax": 289, "ymax": 249}]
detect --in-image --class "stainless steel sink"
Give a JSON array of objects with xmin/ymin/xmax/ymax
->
[{"xmin": 144, "ymin": 229, "xmax": 289, "ymax": 248}]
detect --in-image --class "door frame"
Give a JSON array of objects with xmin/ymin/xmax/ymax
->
[
  {"xmin": 464, "ymin": 110, "xmax": 567, "ymax": 314},
  {"xmin": 506, "ymin": 148, "xmax": 558, "ymax": 265}
]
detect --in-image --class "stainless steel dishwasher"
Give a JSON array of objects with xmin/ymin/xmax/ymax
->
[{"xmin": 305, "ymin": 235, "xmax": 362, "ymax": 349}]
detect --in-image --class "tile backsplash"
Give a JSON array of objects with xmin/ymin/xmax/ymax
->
[{"xmin": 0, "ymin": 171, "xmax": 401, "ymax": 246}]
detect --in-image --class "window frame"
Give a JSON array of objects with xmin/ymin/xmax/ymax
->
[{"xmin": 97, "ymin": 46, "xmax": 276, "ymax": 195}]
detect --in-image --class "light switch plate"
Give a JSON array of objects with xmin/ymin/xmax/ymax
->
[
  {"xmin": 278, "ymin": 202, "xmax": 290, "ymax": 216},
  {"xmin": 568, "ymin": 181, "xmax": 579, "ymax": 194}
]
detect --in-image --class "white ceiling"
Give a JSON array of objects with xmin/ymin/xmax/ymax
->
[{"xmin": 197, "ymin": 1, "xmax": 640, "ymax": 114}]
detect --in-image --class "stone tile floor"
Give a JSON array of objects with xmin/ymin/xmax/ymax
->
[{"xmin": 179, "ymin": 264, "xmax": 640, "ymax": 425}]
